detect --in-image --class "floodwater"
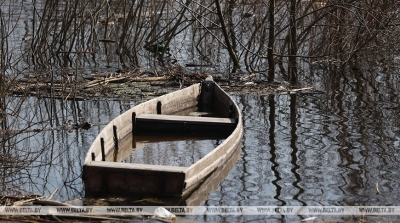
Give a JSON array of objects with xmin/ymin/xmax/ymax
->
[
  {"xmin": 119, "ymin": 135, "xmax": 224, "ymax": 167},
  {"xmin": 2, "ymin": 71, "xmax": 400, "ymax": 222},
  {"xmin": 1, "ymin": 0, "xmax": 400, "ymax": 222}
]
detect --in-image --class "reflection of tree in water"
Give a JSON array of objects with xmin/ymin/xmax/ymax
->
[
  {"xmin": 0, "ymin": 99, "xmax": 76, "ymax": 199},
  {"xmin": 0, "ymin": 93, "xmax": 128, "ymax": 201},
  {"xmin": 0, "ymin": 96, "xmax": 46, "ymax": 195},
  {"xmin": 268, "ymin": 94, "xmax": 285, "ymax": 205},
  {"xmin": 1, "ymin": 8, "xmax": 42, "ymax": 195},
  {"xmin": 1, "ymin": 135, "xmax": 38, "ymax": 194},
  {"xmin": 1, "ymin": 0, "xmax": 400, "ymax": 213}
]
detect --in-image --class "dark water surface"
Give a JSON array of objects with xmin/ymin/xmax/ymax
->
[
  {"xmin": 1, "ymin": 0, "xmax": 399, "ymax": 221},
  {"xmin": 119, "ymin": 135, "xmax": 224, "ymax": 167},
  {"xmin": 2, "ymin": 75, "xmax": 400, "ymax": 221}
]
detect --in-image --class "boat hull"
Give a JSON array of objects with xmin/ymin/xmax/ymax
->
[{"xmin": 83, "ymin": 81, "xmax": 243, "ymax": 197}]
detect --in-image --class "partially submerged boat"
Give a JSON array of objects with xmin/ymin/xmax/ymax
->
[{"xmin": 83, "ymin": 78, "xmax": 243, "ymax": 197}]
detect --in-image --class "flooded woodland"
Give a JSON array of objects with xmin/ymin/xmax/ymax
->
[{"xmin": 1, "ymin": 0, "xmax": 400, "ymax": 222}]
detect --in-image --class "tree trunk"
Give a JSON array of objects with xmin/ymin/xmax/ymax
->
[
  {"xmin": 288, "ymin": 0, "xmax": 297, "ymax": 84},
  {"xmin": 0, "ymin": 8, "xmax": 7, "ymax": 131},
  {"xmin": 227, "ymin": 0, "xmax": 237, "ymax": 56},
  {"xmin": 267, "ymin": 0, "xmax": 275, "ymax": 83},
  {"xmin": 215, "ymin": 0, "xmax": 240, "ymax": 73}
]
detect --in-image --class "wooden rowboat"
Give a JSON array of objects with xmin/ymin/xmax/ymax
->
[{"xmin": 83, "ymin": 78, "xmax": 243, "ymax": 197}]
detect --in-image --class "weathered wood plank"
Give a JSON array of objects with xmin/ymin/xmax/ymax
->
[
  {"xmin": 136, "ymin": 114, "xmax": 235, "ymax": 124},
  {"xmin": 83, "ymin": 162, "xmax": 187, "ymax": 196},
  {"xmin": 135, "ymin": 114, "xmax": 236, "ymax": 136},
  {"xmin": 184, "ymin": 142, "xmax": 241, "ymax": 206},
  {"xmin": 88, "ymin": 161, "xmax": 187, "ymax": 172}
]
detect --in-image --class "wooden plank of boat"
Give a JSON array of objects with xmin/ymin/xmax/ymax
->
[
  {"xmin": 86, "ymin": 140, "xmax": 242, "ymax": 206},
  {"xmin": 184, "ymin": 142, "xmax": 242, "ymax": 206},
  {"xmin": 135, "ymin": 114, "xmax": 236, "ymax": 136},
  {"xmin": 83, "ymin": 79, "xmax": 243, "ymax": 197},
  {"xmin": 136, "ymin": 114, "xmax": 235, "ymax": 124}
]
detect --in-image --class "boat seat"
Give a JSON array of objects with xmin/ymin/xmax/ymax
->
[
  {"xmin": 188, "ymin": 111, "xmax": 215, "ymax": 117},
  {"xmin": 134, "ymin": 114, "xmax": 236, "ymax": 137}
]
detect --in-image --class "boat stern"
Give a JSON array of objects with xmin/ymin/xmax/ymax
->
[{"xmin": 83, "ymin": 161, "xmax": 187, "ymax": 197}]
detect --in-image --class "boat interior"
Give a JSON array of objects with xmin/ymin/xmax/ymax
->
[
  {"xmin": 94, "ymin": 81, "xmax": 239, "ymax": 164},
  {"xmin": 132, "ymin": 81, "xmax": 238, "ymax": 137},
  {"xmin": 83, "ymin": 80, "xmax": 242, "ymax": 197}
]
